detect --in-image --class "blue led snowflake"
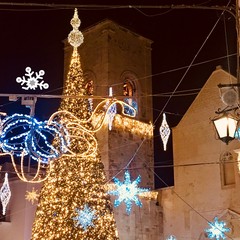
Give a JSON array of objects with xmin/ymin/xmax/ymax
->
[
  {"xmin": 72, "ymin": 205, "xmax": 97, "ymax": 231},
  {"xmin": 108, "ymin": 170, "xmax": 149, "ymax": 215},
  {"xmin": 205, "ymin": 217, "xmax": 230, "ymax": 240}
]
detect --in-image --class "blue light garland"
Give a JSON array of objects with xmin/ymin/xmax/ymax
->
[
  {"xmin": 108, "ymin": 170, "xmax": 149, "ymax": 215},
  {"xmin": 0, "ymin": 113, "xmax": 70, "ymax": 163}
]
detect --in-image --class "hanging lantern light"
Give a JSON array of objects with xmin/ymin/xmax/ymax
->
[{"xmin": 212, "ymin": 112, "xmax": 239, "ymax": 144}]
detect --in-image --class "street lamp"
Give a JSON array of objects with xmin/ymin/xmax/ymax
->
[{"xmin": 212, "ymin": 111, "xmax": 239, "ymax": 144}]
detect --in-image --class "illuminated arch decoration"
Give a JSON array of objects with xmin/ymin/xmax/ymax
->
[
  {"xmin": 49, "ymin": 98, "xmax": 137, "ymax": 136},
  {"xmin": 0, "ymin": 152, "xmax": 52, "ymax": 183},
  {"xmin": 47, "ymin": 99, "xmax": 136, "ymax": 159},
  {"xmin": 0, "ymin": 100, "xmax": 135, "ymax": 162},
  {"xmin": 0, "ymin": 99, "xmax": 136, "ymax": 183}
]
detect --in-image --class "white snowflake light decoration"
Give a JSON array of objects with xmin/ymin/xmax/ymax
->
[
  {"xmin": 16, "ymin": 66, "xmax": 49, "ymax": 90},
  {"xmin": 0, "ymin": 173, "xmax": 11, "ymax": 215},
  {"xmin": 108, "ymin": 170, "xmax": 149, "ymax": 215},
  {"xmin": 205, "ymin": 217, "xmax": 230, "ymax": 240},
  {"xmin": 159, "ymin": 113, "xmax": 171, "ymax": 151},
  {"xmin": 72, "ymin": 204, "xmax": 97, "ymax": 231},
  {"xmin": 25, "ymin": 187, "xmax": 39, "ymax": 204}
]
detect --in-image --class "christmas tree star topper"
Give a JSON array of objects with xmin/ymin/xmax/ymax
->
[{"xmin": 0, "ymin": 173, "xmax": 11, "ymax": 215}]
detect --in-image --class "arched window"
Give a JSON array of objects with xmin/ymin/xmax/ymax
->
[
  {"xmin": 85, "ymin": 80, "xmax": 93, "ymax": 96},
  {"xmin": 220, "ymin": 151, "xmax": 235, "ymax": 187},
  {"xmin": 123, "ymin": 80, "xmax": 135, "ymax": 97}
]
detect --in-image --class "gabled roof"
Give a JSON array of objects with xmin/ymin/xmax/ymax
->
[
  {"xmin": 175, "ymin": 66, "xmax": 237, "ymax": 129},
  {"xmin": 82, "ymin": 18, "xmax": 153, "ymax": 44}
]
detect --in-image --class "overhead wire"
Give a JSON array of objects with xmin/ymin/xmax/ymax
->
[{"xmin": 153, "ymin": 5, "xmax": 230, "ymax": 125}]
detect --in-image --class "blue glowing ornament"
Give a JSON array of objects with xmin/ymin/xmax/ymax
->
[
  {"xmin": 0, "ymin": 113, "xmax": 69, "ymax": 163},
  {"xmin": 166, "ymin": 235, "xmax": 177, "ymax": 240},
  {"xmin": 205, "ymin": 217, "xmax": 230, "ymax": 240},
  {"xmin": 108, "ymin": 170, "xmax": 149, "ymax": 215},
  {"xmin": 107, "ymin": 103, "xmax": 117, "ymax": 130},
  {"xmin": 235, "ymin": 127, "xmax": 240, "ymax": 139},
  {"xmin": 123, "ymin": 98, "xmax": 138, "ymax": 117},
  {"xmin": 72, "ymin": 205, "xmax": 96, "ymax": 231}
]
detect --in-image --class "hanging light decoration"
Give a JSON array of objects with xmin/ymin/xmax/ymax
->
[
  {"xmin": 108, "ymin": 170, "xmax": 149, "ymax": 215},
  {"xmin": 0, "ymin": 173, "xmax": 11, "ymax": 215},
  {"xmin": 212, "ymin": 83, "xmax": 240, "ymax": 144},
  {"xmin": 212, "ymin": 112, "xmax": 238, "ymax": 145},
  {"xmin": 106, "ymin": 87, "xmax": 117, "ymax": 130},
  {"xmin": 159, "ymin": 113, "xmax": 171, "ymax": 151}
]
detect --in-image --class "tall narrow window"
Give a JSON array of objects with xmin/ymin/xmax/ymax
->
[{"xmin": 220, "ymin": 151, "xmax": 235, "ymax": 187}]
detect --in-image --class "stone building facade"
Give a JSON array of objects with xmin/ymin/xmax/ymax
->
[{"xmin": 160, "ymin": 67, "xmax": 240, "ymax": 240}]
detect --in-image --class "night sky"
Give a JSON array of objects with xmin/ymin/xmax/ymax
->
[{"xmin": 0, "ymin": 0, "xmax": 237, "ymax": 188}]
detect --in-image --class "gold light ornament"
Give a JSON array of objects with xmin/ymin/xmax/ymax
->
[
  {"xmin": 25, "ymin": 187, "xmax": 39, "ymax": 205},
  {"xmin": 68, "ymin": 8, "xmax": 84, "ymax": 48},
  {"xmin": 0, "ymin": 152, "xmax": 51, "ymax": 183}
]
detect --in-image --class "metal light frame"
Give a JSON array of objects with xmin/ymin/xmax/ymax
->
[{"xmin": 212, "ymin": 109, "xmax": 239, "ymax": 144}]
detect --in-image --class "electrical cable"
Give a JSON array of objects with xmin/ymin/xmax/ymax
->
[{"xmin": 153, "ymin": 3, "xmax": 230, "ymax": 125}]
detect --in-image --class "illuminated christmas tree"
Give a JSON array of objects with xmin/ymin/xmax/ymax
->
[{"xmin": 31, "ymin": 9, "xmax": 119, "ymax": 240}]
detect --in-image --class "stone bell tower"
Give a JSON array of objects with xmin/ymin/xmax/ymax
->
[{"xmin": 64, "ymin": 19, "xmax": 162, "ymax": 240}]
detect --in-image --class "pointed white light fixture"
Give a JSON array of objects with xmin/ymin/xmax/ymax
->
[
  {"xmin": 212, "ymin": 112, "xmax": 238, "ymax": 145},
  {"xmin": 0, "ymin": 173, "xmax": 11, "ymax": 215},
  {"xmin": 159, "ymin": 113, "xmax": 171, "ymax": 151},
  {"xmin": 107, "ymin": 87, "xmax": 117, "ymax": 131}
]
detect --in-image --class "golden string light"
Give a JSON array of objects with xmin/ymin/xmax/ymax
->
[{"xmin": 0, "ymin": 152, "xmax": 51, "ymax": 183}]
